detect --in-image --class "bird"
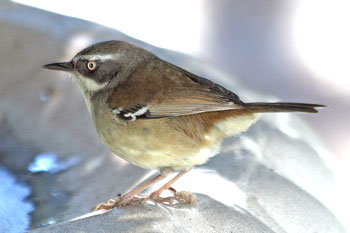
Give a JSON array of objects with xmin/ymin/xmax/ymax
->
[{"xmin": 44, "ymin": 40, "xmax": 324, "ymax": 210}]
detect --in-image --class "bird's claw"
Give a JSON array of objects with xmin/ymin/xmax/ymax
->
[
  {"xmin": 149, "ymin": 188, "xmax": 197, "ymax": 205},
  {"xmin": 174, "ymin": 191, "xmax": 197, "ymax": 204},
  {"xmin": 92, "ymin": 189, "xmax": 197, "ymax": 211},
  {"xmin": 92, "ymin": 194, "xmax": 146, "ymax": 211}
]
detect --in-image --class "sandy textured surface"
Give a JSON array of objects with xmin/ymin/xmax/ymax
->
[{"xmin": 0, "ymin": 1, "xmax": 346, "ymax": 232}]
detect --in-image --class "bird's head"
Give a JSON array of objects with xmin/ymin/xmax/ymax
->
[{"xmin": 44, "ymin": 40, "xmax": 155, "ymax": 97}]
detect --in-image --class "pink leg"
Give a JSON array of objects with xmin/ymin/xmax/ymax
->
[
  {"xmin": 94, "ymin": 168, "xmax": 173, "ymax": 210},
  {"xmin": 150, "ymin": 167, "xmax": 192, "ymax": 200}
]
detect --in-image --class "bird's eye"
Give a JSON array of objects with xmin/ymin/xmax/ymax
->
[{"xmin": 87, "ymin": 61, "xmax": 97, "ymax": 71}]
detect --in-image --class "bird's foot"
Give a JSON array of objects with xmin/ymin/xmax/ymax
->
[
  {"xmin": 92, "ymin": 194, "xmax": 147, "ymax": 211},
  {"xmin": 149, "ymin": 187, "xmax": 197, "ymax": 205},
  {"xmin": 92, "ymin": 188, "xmax": 197, "ymax": 211},
  {"xmin": 173, "ymin": 190, "xmax": 197, "ymax": 204},
  {"xmin": 92, "ymin": 198, "xmax": 118, "ymax": 211}
]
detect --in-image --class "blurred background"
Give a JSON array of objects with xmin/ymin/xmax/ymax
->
[{"xmin": 1, "ymin": 0, "xmax": 349, "ymax": 232}]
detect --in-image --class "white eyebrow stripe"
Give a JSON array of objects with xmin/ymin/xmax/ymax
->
[{"xmin": 77, "ymin": 54, "xmax": 120, "ymax": 61}]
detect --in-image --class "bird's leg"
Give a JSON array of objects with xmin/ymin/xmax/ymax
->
[
  {"xmin": 149, "ymin": 167, "xmax": 196, "ymax": 204},
  {"xmin": 93, "ymin": 168, "xmax": 173, "ymax": 210}
]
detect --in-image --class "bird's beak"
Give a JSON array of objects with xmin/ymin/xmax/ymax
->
[{"xmin": 43, "ymin": 62, "xmax": 74, "ymax": 72}]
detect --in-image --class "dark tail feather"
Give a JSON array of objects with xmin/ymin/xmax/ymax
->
[{"xmin": 243, "ymin": 102, "xmax": 325, "ymax": 113}]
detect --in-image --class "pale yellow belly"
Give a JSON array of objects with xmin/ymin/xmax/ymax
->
[{"xmin": 93, "ymin": 107, "xmax": 259, "ymax": 170}]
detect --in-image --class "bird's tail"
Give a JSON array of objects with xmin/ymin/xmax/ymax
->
[{"xmin": 243, "ymin": 102, "xmax": 325, "ymax": 113}]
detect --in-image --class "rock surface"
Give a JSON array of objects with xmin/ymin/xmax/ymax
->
[{"xmin": 32, "ymin": 195, "xmax": 275, "ymax": 233}]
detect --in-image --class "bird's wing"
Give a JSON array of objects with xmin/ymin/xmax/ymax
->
[{"xmin": 106, "ymin": 58, "xmax": 245, "ymax": 121}]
